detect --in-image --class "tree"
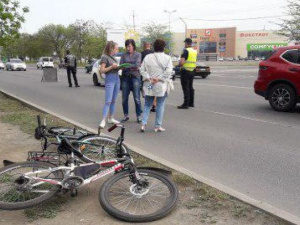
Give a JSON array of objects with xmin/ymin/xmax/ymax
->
[
  {"xmin": 37, "ymin": 24, "xmax": 73, "ymax": 59},
  {"xmin": 0, "ymin": 0, "xmax": 29, "ymax": 47},
  {"xmin": 141, "ymin": 22, "xmax": 174, "ymax": 53},
  {"xmin": 278, "ymin": 0, "xmax": 300, "ymax": 43}
]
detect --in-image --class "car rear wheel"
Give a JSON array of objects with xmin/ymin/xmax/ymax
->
[
  {"xmin": 268, "ymin": 84, "xmax": 296, "ymax": 112},
  {"xmin": 93, "ymin": 73, "xmax": 100, "ymax": 86}
]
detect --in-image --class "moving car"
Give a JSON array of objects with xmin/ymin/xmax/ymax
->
[
  {"xmin": 6, "ymin": 59, "xmax": 26, "ymax": 71},
  {"xmin": 0, "ymin": 60, "xmax": 4, "ymax": 70},
  {"xmin": 173, "ymin": 62, "xmax": 211, "ymax": 79},
  {"xmin": 37, "ymin": 57, "xmax": 54, "ymax": 69},
  {"xmin": 254, "ymin": 45, "xmax": 300, "ymax": 112}
]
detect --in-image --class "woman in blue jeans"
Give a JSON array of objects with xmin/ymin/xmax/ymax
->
[
  {"xmin": 120, "ymin": 39, "xmax": 142, "ymax": 123},
  {"xmin": 140, "ymin": 39, "xmax": 173, "ymax": 132},
  {"xmin": 98, "ymin": 41, "xmax": 120, "ymax": 129}
]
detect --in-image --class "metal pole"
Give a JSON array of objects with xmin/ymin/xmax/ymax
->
[{"xmin": 180, "ymin": 17, "xmax": 187, "ymax": 38}]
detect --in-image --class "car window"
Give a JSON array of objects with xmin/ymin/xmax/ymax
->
[
  {"xmin": 42, "ymin": 58, "xmax": 49, "ymax": 62},
  {"xmin": 264, "ymin": 50, "xmax": 277, "ymax": 61},
  {"xmin": 282, "ymin": 50, "xmax": 299, "ymax": 64},
  {"xmin": 11, "ymin": 59, "xmax": 22, "ymax": 63}
]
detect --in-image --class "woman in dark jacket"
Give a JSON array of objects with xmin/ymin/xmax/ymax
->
[{"xmin": 120, "ymin": 39, "xmax": 142, "ymax": 123}]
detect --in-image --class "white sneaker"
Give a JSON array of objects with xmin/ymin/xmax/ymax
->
[
  {"xmin": 107, "ymin": 118, "xmax": 120, "ymax": 124},
  {"xmin": 99, "ymin": 119, "xmax": 106, "ymax": 128}
]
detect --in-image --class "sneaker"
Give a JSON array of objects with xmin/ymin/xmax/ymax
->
[
  {"xmin": 108, "ymin": 118, "xmax": 120, "ymax": 124},
  {"xmin": 75, "ymin": 85, "xmax": 80, "ymax": 87},
  {"xmin": 154, "ymin": 127, "xmax": 166, "ymax": 132},
  {"xmin": 99, "ymin": 119, "xmax": 106, "ymax": 129},
  {"xmin": 140, "ymin": 125, "xmax": 146, "ymax": 132},
  {"xmin": 137, "ymin": 117, "xmax": 142, "ymax": 124},
  {"xmin": 121, "ymin": 116, "xmax": 129, "ymax": 123}
]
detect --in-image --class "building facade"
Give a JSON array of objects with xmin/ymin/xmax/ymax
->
[{"xmin": 172, "ymin": 28, "xmax": 290, "ymax": 61}]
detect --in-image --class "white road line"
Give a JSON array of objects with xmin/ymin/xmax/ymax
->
[
  {"xmin": 211, "ymin": 74, "xmax": 256, "ymax": 78},
  {"xmin": 192, "ymin": 83, "xmax": 252, "ymax": 89},
  {"xmin": 166, "ymin": 102, "xmax": 300, "ymax": 130}
]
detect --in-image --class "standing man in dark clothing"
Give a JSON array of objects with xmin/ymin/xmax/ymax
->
[
  {"xmin": 141, "ymin": 42, "xmax": 154, "ymax": 62},
  {"xmin": 178, "ymin": 38, "xmax": 197, "ymax": 109},
  {"xmin": 64, "ymin": 50, "xmax": 80, "ymax": 87}
]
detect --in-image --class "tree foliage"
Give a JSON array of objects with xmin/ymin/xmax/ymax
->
[
  {"xmin": 0, "ymin": 0, "xmax": 29, "ymax": 47},
  {"xmin": 141, "ymin": 22, "xmax": 174, "ymax": 53},
  {"xmin": 278, "ymin": 0, "xmax": 300, "ymax": 42}
]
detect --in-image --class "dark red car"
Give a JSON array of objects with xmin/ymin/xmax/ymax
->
[{"xmin": 254, "ymin": 45, "xmax": 300, "ymax": 111}]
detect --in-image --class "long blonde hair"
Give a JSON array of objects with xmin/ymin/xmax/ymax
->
[{"xmin": 103, "ymin": 41, "xmax": 118, "ymax": 55}]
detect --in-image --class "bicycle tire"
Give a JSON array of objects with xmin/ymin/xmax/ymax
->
[
  {"xmin": 76, "ymin": 135, "xmax": 129, "ymax": 162},
  {"xmin": 99, "ymin": 169, "xmax": 178, "ymax": 222},
  {"xmin": 0, "ymin": 161, "xmax": 63, "ymax": 210}
]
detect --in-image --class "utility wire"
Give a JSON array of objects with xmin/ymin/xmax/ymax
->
[{"xmin": 182, "ymin": 15, "xmax": 289, "ymax": 22}]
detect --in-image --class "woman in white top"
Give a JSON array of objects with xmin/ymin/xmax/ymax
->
[{"xmin": 139, "ymin": 39, "xmax": 173, "ymax": 132}]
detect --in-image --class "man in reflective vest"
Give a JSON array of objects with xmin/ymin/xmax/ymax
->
[
  {"xmin": 178, "ymin": 38, "xmax": 197, "ymax": 109},
  {"xmin": 64, "ymin": 50, "xmax": 80, "ymax": 88}
]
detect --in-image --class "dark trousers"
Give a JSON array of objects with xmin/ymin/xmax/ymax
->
[
  {"xmin": 180, "ymin": 70, "xmax": 194, "ymax": 106},
  {"xmin": 121, "ymin": 76, "xmax": 142, "ymax": 117},
  {"xmin": 67, "ymin": 67, "xmax": 79, "ymax": 86}
]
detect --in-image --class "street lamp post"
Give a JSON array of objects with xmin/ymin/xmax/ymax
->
[
  {"xmin": 179, "ymin": 17, "xmax": 187, "ymax": 38},
  {"xmin": 164, "ymin": 9, "xmax": 176, "ymax": 53}
]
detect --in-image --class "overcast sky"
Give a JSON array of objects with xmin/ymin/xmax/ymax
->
[{"xmin": 19, "ymin": 0, "xmax": 289, "ymax": 34}]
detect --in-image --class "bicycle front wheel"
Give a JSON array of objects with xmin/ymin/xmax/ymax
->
[
  {"xmin": 99, "ymin": 169, "xmax": 178, "ymax": 222},
  {"xmin": 76, "ymin": 136, "xmax": 129, "ymax": 162},
  {"xmin": 0, "ymin": 161, "xmax": 63, "ymax": 210}
]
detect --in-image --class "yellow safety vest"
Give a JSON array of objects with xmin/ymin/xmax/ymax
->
[{"xmin": 183, "ymin": 48, "xmax": 197, "ymax": 71}]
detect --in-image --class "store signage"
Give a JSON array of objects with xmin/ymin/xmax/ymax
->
[
  {"xmin": 219, "ymin": 34, "xmax": 226, "ymax": 38},
  {"xmin": 190, "ymin": 34, "xmax": 197, "ymax": 39},
  {"xmin": 240, "ymin": 32, "xmax": 269, "ymax": 38},
  {"xmin": 200, "ymin": 37, "xmax": 210, "ymax": 41},
  {"xmin": 205, "ymin": 29, "xmax": 212, "ymax": 36},
  {"xmin": 247, "ymin": 43, "xmax": 288, "ymax": 51}
]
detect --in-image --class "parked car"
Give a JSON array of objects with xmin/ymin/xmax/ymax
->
[
  {"xmin": 254, "ymin": 45, "xmax": 300, "ymax": 112},
  {"xmin": 91, "ymin": 53, "xmax": 124, "ymax": 86},
  {"xmin": 174, "ymin": 62, "xmax": 211, "ymax": 79},
  {"xmin": 37, "ymin": 57, "xmax": 54, "ymax": 69},
  {"xmin": 218, "ymin": 57, "xmax": 224, "ymax": 61},
  {"xmin": 85, "ymin": 59, "xmax": 97, "ymax": 73},
  {"xmin": 0, "ymin": 60, "xmax": 5, "ymax": 70},
  {"xmin": 6, "ymin": 59, "xmax": 26, "ymax": 71}
]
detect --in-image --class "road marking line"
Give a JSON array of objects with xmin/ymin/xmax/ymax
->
[{"xmin": 192, "ymin": 83, "xmax": 252, "ymax": 89}]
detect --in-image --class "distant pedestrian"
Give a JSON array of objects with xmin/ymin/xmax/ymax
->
[
  {"xmin": 178, "ymin": 38, "xmax": 197, "ymax": 109},
  {"xmin": 65, "ymin": 50, "xmax": 80, "ymax": 87},
  {"xmin": 120, "ymin": 39, "xmax": 142, "ymax": 123},
  {"xmin": 98, "ymin": 41, "xmax": 120, "ymax": 130},
  {"xmin": 140, "ymin": 39, "xmax": 173, "ymax": 132},
  {"xmin": 141, "ymin": 42, "xmax": 156, "ymax": 112}
]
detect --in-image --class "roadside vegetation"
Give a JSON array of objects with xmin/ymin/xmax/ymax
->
[{"xmin": 0, "ymin": 92, "xmax": 291, "ymax": 224}]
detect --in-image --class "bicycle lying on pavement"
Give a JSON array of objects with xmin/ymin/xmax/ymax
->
[{"xmin": 0, "ymin": 117, "xmax": 179, "ymax": 222}]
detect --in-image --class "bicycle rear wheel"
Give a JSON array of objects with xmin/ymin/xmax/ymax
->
[
  {"xmin": 99, "ymin": 169, "xmax": 178, "ymax": 222},
  {"xmin": 0, "ymin": 161, "xmax": 63, "ymax": 210},
  {"xmin": 76, "ymin": 136, "xmax": 129, "ymax": 162}
]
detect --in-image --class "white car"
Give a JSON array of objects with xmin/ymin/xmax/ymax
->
[
  {"xmin": 0, "ymin": 61, "xmax": 5, "ymax": 70},
  {"xmin": 6, "ymin": 59, "xmax": 26, "ymax": 71},
  {"xmin": 37, "ymin": 57, "xmax": 54, "ymax": 69},
  {"xmin": 92, "ymin": 55, "xmax": 122, "ymax": 87}
]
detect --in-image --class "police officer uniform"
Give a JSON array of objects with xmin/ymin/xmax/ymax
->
[{"xmin": 178, "ymin": 38, "xmax": 197, "ymax": 109}]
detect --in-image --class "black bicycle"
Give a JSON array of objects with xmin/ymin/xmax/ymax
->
[{"xmin": 0, "ymin": 120, "xmax": 178, "ymax": 222}]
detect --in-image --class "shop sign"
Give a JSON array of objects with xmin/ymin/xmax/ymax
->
[
  {"xmin": 240, "ymin": 32, "xmax": 269, "ymax": 38},
  {"xmin": 205, "ymin": 29, "xmax": 212, "ymax": 36},
  {"xmin": 247, "ymin": 43, "xmax": 288, "ymax": 51},
  {"xmin": 190, "ymin": 34, "xmax": 197, "ymax": 39},
  {"xmin": 219, "ymin": 34, "xmax": 226, "ymax": 38},
  {"xmin": 200, "ymin": 37, "xmax": 210, "ymax": 41}
]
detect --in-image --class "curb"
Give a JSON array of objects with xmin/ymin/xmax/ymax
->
[{"xmin": 0, "ymin": 89, "xmax": 299, "ymax": 225}]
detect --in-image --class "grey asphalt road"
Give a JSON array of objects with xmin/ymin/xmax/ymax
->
[{"xmin": 1, "ymin": 66, "xmax": 300, "ymax": 220}]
